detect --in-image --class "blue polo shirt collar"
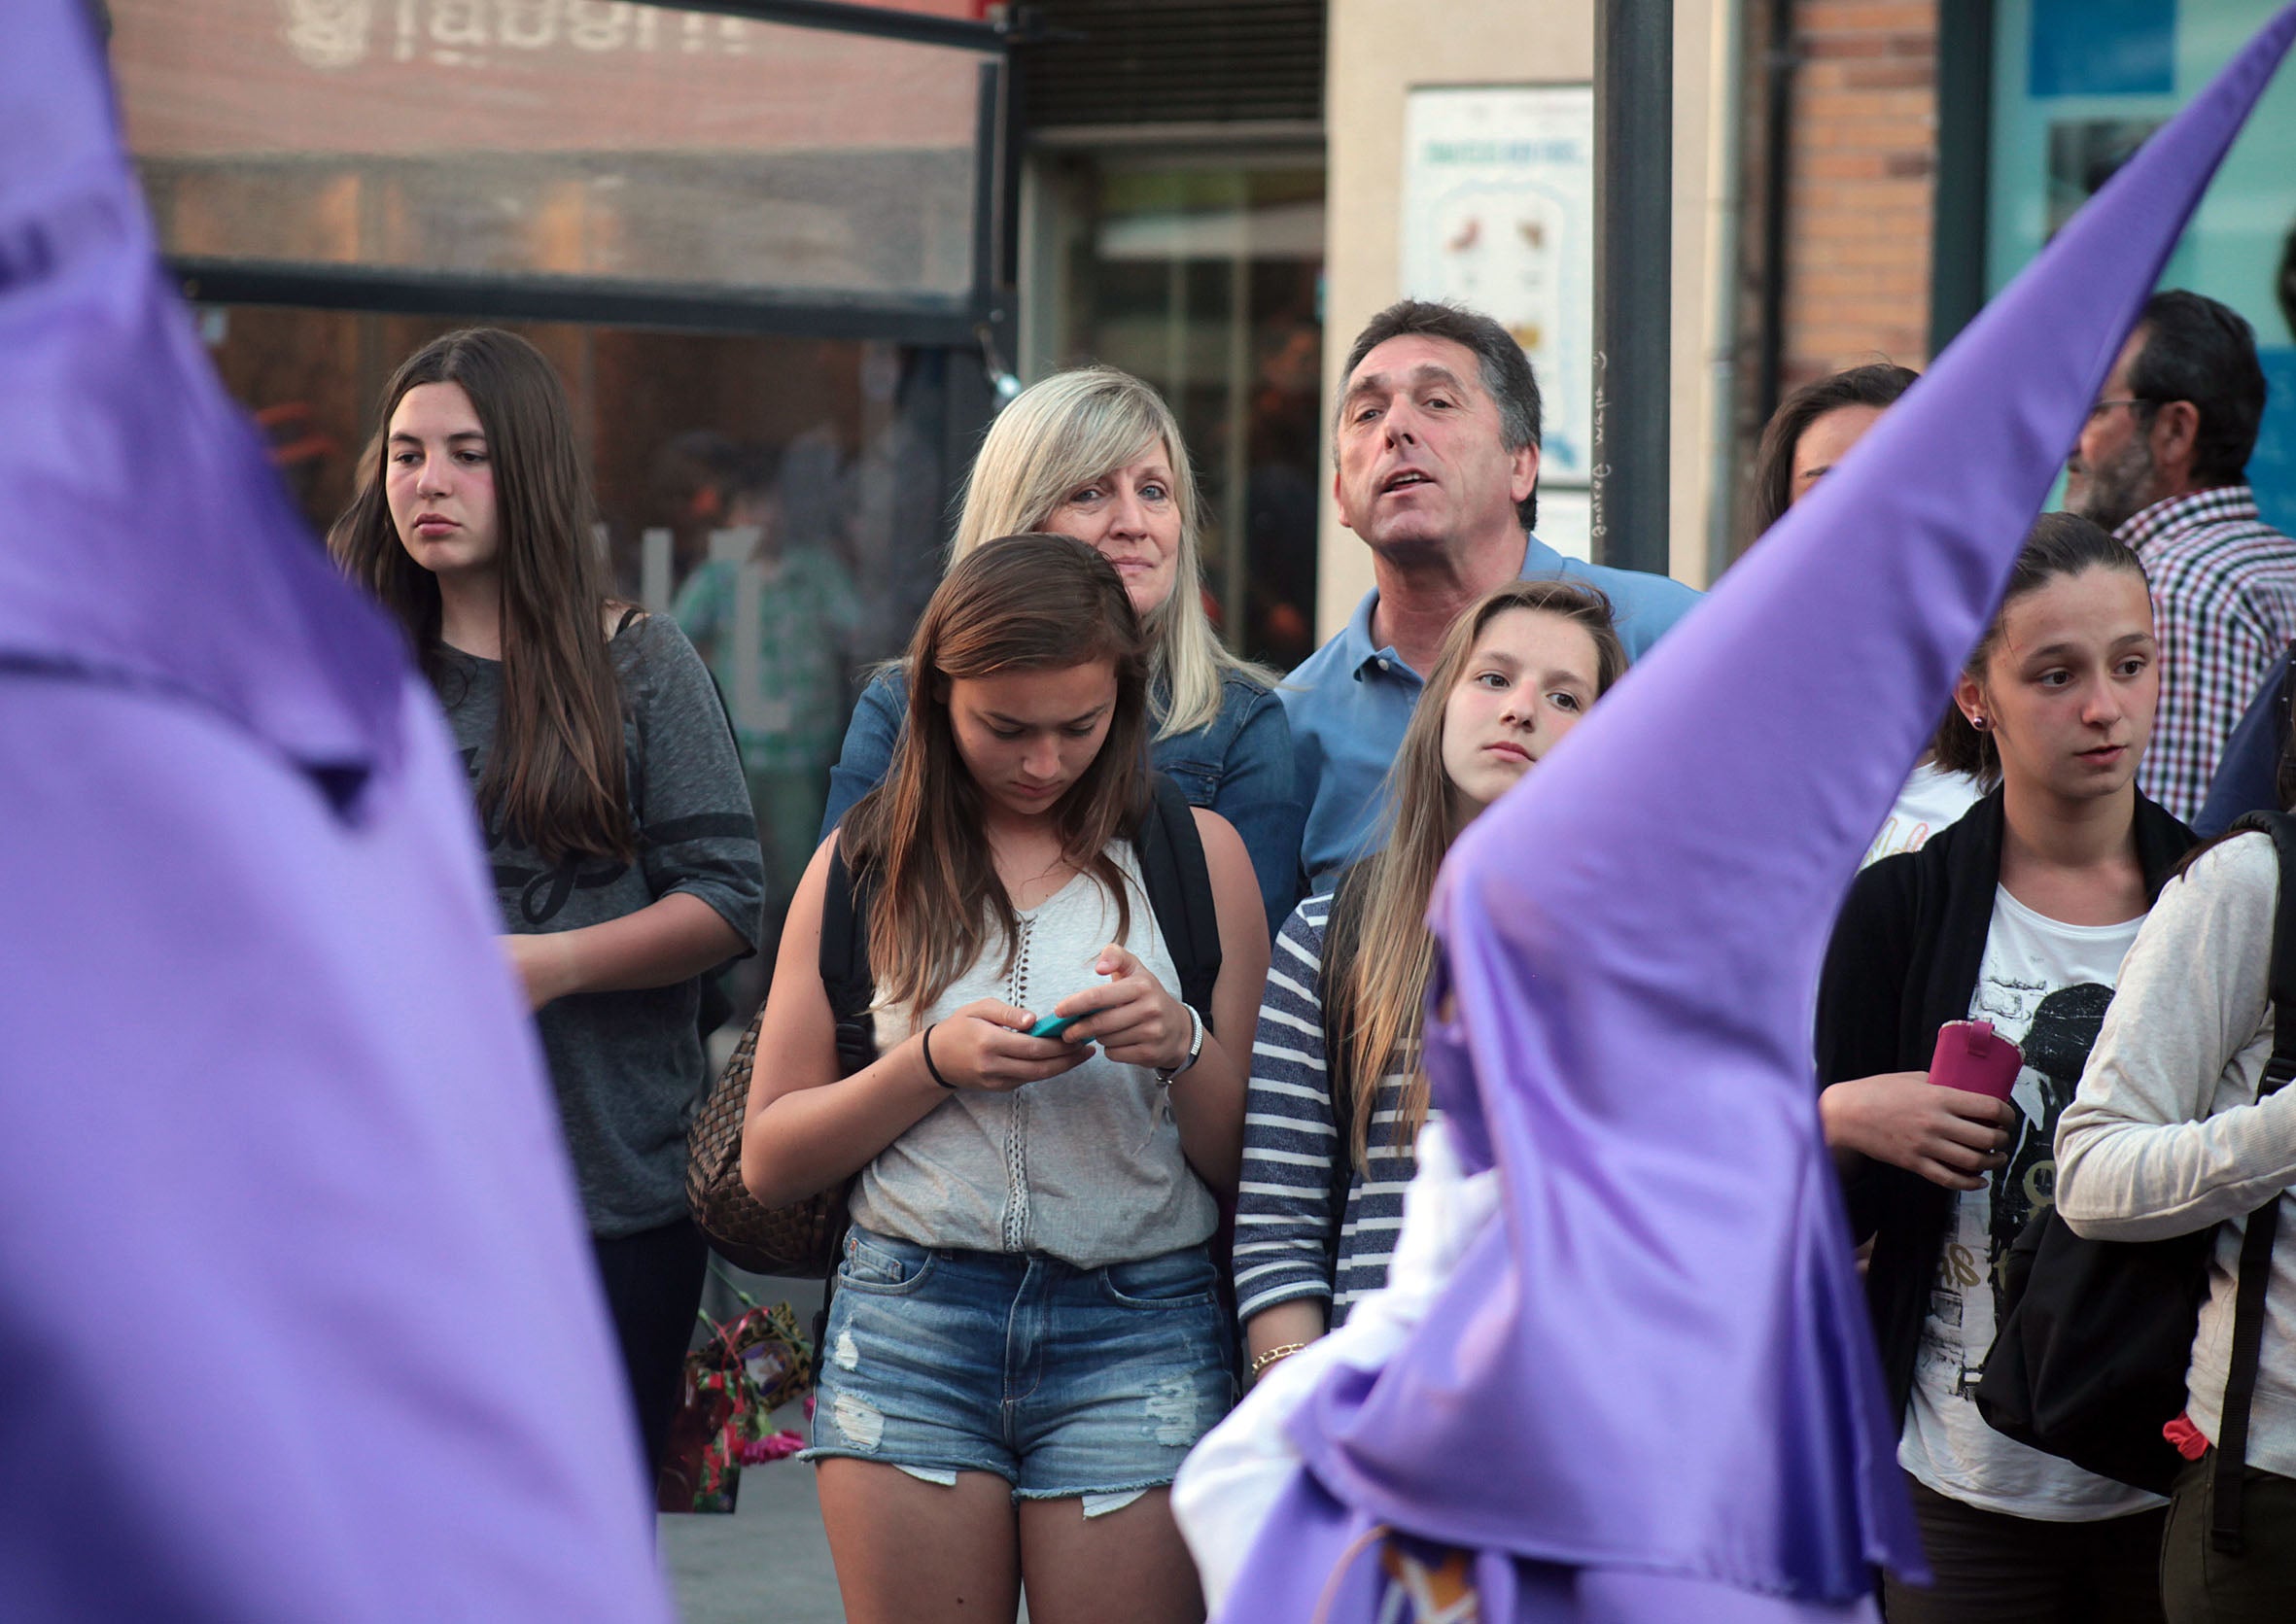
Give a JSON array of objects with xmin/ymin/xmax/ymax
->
[
  {"xmin": 1346, "ymin": 531, "xmax": 1560, "ymax": 685},
  {"xmin": 1522, "ymin": 532, "xmax": 1570, "ymax": 574},
  {"xmin": 1342, "ymin": 585, "xmax": 1413, "ymax": 684}
]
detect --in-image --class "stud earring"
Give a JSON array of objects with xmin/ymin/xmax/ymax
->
[{"xmin": 1967, "ymin": 712, "xmax": 1989, "ymax": 732}]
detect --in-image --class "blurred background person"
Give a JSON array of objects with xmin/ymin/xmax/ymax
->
[
  {"xmin": 1749, "ymin": 361, "xmax": 1979, "ymax": 865},
  {"xmin": 676, "ymin": 440, "xmax": 862, "ymax": 987},
  {"xmin": 2067, "ymin": 290, "xmax": 2296, "ymax": 824}
]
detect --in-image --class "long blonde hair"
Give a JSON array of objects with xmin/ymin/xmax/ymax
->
[
  {"xmin": 1335, "ymin": 579, "xmax": 1627, "ymax": 1171},
  {"xmin": 952, "ymin": 366, "xmax": 1271, "ymax": 739}
]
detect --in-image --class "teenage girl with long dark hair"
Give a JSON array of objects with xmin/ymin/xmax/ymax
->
[
  {"xmin": 1817, "ymin": 512, "xmax": 2193, "ymax": 1621},
  {"xmin": 743, "ymin": 534, "xmax": 1269, "ymax": 1624},
  {"xmin": 331, "ymin": 328, "xmax": 764, "ymax": 1479}
]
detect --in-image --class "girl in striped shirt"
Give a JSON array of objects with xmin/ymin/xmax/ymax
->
[{"xmin": 1235, "ymin": 579, "xmax": 1626, "ymax": 1381}]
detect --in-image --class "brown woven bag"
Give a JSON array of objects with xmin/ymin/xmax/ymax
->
[{"xmin": 686, "ymin": 1005, "xmax": 846, "ymax": 1277}]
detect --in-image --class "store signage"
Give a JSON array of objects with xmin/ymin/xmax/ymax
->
[
  {"xmin": 278, "ymin": 1, "xmax": 757, "ymax": 71},
  {"xmin": 1400, "ymin": 85, "xmax": 1596, "ymax": 489}
]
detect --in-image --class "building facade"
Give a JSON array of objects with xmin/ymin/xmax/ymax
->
[{"xmin": 108, "ymin": 0, "xmax": 2296, "ymax": 657}]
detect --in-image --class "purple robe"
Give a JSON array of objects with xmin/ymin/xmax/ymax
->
[
  {"xmin": 1212, "ymin": 5, "xmax": 2296, "ymax": 1618},
  {"xmin": 0, "ymin": 3, "xmax": 671, "ymax": 1617}
]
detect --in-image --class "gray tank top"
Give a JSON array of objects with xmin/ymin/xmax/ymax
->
[{"xmin": 848, "ymin": 842, "xmax": 1217, "ymax": 1269}]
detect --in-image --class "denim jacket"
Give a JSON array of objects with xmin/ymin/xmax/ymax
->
[{"xmin": 819, "ymin": 666, "xmax": 1304, "ymax": 939}]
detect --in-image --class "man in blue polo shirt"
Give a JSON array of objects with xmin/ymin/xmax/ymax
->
[{"xmin": 1284, "ymin": 299, "xmax": 1702, "ymax": 890}]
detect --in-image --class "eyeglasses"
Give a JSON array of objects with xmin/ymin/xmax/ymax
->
[{"xmin": 2085, "ymin": 397, "xmax": 2158, "ymax": 424}]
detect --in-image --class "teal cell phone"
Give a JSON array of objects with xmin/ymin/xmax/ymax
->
[{"xmin": 1026, "ymin": 1012, "xmax": 1084, "ymax": 1041}]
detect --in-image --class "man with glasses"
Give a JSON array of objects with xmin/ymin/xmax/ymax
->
[{"xmin": 2067, "ymin": 289, "xmax": 2296, "ymax": 821}]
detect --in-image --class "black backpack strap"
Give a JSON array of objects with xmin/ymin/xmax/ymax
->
[
  {"xmin": 1134, "ymin": 774, "xmax": 1223, "ymax": 1025},
  {"xmin": 810, "ymin": 839, "xmax": 876, "ymax": 1372},
  {"xmin": 818, "ymin": 840, "xmax": 878, "ymax": 1069},
  {"xmin": 1318, "ymin": 863, "xmax": 1374, "ymax": 1280},
  {"xmin": 2213, "ymin": 812, "xmax": 2296, "ymax": 1551}
]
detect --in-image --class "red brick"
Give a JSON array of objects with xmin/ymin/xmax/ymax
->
[{"xmin": 1840, "ymin": 60, "xmax": 1936, "ymax": 90}]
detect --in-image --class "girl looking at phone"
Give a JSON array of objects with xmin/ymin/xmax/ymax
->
[
  {"xmin": 1816, "ymin": 513, "xmax": 2194, "ymax": 1621},
  {"xmin": 1233, "ymin": 579, "xmax": 1624, "ymax": 1378},
  {"xmin": 742, "ymin": 535, "xmax": 1269, "ymax": 1624}
]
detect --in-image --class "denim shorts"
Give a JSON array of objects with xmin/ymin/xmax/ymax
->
[{"xmin": 800, "ymin": 1226, "xmax": 1236, "ymax": 1500}]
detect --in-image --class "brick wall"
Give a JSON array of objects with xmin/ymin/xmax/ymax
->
[{"xmin": 1779, "ymin": 0, "xmax": 1941, "ymax": 388}]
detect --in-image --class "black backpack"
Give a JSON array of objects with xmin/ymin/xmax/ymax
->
[
  {"xmin": 822, "ymin": 770, "xmax": 1222, "ymax": 1037},
  {"xmin": 807, "ymin": 772, "xmax": 1225, "ymax": 1340},
  {"xmin": 1976, "ymin": 810, "xmax": 2296, "ymax": 1548}
]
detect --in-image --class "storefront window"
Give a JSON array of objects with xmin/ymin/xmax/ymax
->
[
  {"xmin": 1986, "ymin": 0, "xmax": 2296, "ymax": 529},
  {"xmin": 115, "ymin": 0, "xmax": 987, "ymax": 299},
  {"xmin": 1034, "ymin": 155, "xmax": 1326, "ymax": 668}
]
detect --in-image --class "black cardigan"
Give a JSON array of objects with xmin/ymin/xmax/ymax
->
[{"xmin": 1813, "ymin": 787, "xmax": 2196, "ymax": 1426}]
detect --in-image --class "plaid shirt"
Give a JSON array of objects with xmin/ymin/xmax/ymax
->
[{"xmin": 2122, "ymin": 486, "xmax": 2296, "ymax": 823}]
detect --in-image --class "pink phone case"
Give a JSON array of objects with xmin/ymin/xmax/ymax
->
[{"xmin": 1928, "ymin": 1019, "xmax": 2022, "ymax": 1101}]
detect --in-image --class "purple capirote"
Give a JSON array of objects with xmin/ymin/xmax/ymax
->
[
  {"xmin": 1212, "ymin": 5, "xmax": 2296, "ymax": 1619},
  {"xmin": 0, "ymin": 4, "xmax": 671, "ymax": 1619}
]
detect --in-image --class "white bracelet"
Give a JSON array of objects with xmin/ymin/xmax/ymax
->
[{"xmin": 1156, "ymin": 1002, "xmax": 1204, "ymax": 1087}]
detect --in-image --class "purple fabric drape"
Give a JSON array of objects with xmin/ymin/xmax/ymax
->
[
  {"xmin": 1215, "ymin": 6, "xmax": 2296, "ymax": 1619},
  {"xmin": 0, "ymin": 4, "xmax": 670, "ymax": 1617}
]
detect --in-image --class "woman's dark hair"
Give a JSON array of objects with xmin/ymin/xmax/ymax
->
[
  {"xmin": 1748, "ymin": 363, "xmax": 1920, "ymax": 539},
  {"xmin": 2277, "ymin": 220, "xmax": 2296, "ymax": 346},
  {"xmin": 1932, "ymin": 511, "xmax": 2148, "ymax": 786},
  {"xmin": 842, "ymin": 534, "xmax": 1152, "ymax": 1020},
  {"xmin": 329, "ymin": 328, "xmax": 633, "ymax": 863}
]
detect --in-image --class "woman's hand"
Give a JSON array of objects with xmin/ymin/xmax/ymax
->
[
  {"xmin": 502, "ymin": 932, "xmax": 578, "ymax": 1011},
  {"xmin": 1821, "ymin": 1071, "xmax": 2014, "ymax": 1191},
  {"xmin": 924, "ymin": 999, "xmax": 1093, "ymax": 1092},
  {"xmin": 1056, "ymin": 945, "xmax": 1192, "ymax": 1072}
]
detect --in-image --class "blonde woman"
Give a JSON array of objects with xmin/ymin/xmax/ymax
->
[
  {"xmin": 1231, "ymin": 579, "xmax": 1625, "ymax": 1375},
  {"xmin": 818, "ymin": 366, "xmax": 1303, "ymax": 935}
]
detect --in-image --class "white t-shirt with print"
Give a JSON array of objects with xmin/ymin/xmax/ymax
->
[
  {"xmin": 1862, "ymin": 761, "xmax": 1983, "ymax": 869},
  {"xmin": 1897, "ymin": 884, "xmax": 2164, "ymax": 1521}
]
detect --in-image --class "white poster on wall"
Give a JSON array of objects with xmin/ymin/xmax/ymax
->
[{"xmin": 1400, "ymin": 84, "xmax": 1595, "ymax": 500}]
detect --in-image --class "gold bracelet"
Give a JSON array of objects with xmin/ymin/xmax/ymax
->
[{"xmin": 1249, "ymin": 1341, "xmax": 1308, "ymax": 1377}]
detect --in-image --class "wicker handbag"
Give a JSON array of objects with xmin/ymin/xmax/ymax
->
[{"xmin": 685, "ymin": 1007, "xmax": 846, "ymax": 1277}]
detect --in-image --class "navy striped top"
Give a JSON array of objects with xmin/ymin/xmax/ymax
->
[{"xmin": 1233, "ymin": 891, "xmax": 1437, "ymax": 1330}]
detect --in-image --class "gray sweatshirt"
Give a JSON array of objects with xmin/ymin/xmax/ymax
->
[
  {"xmin": 2056, "ymin": 832, "xmax": 2296, "ymax": 1478},
  {"xmin": 436, "ymin": 615, "xmax": 763, "ymax": 1237}
]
